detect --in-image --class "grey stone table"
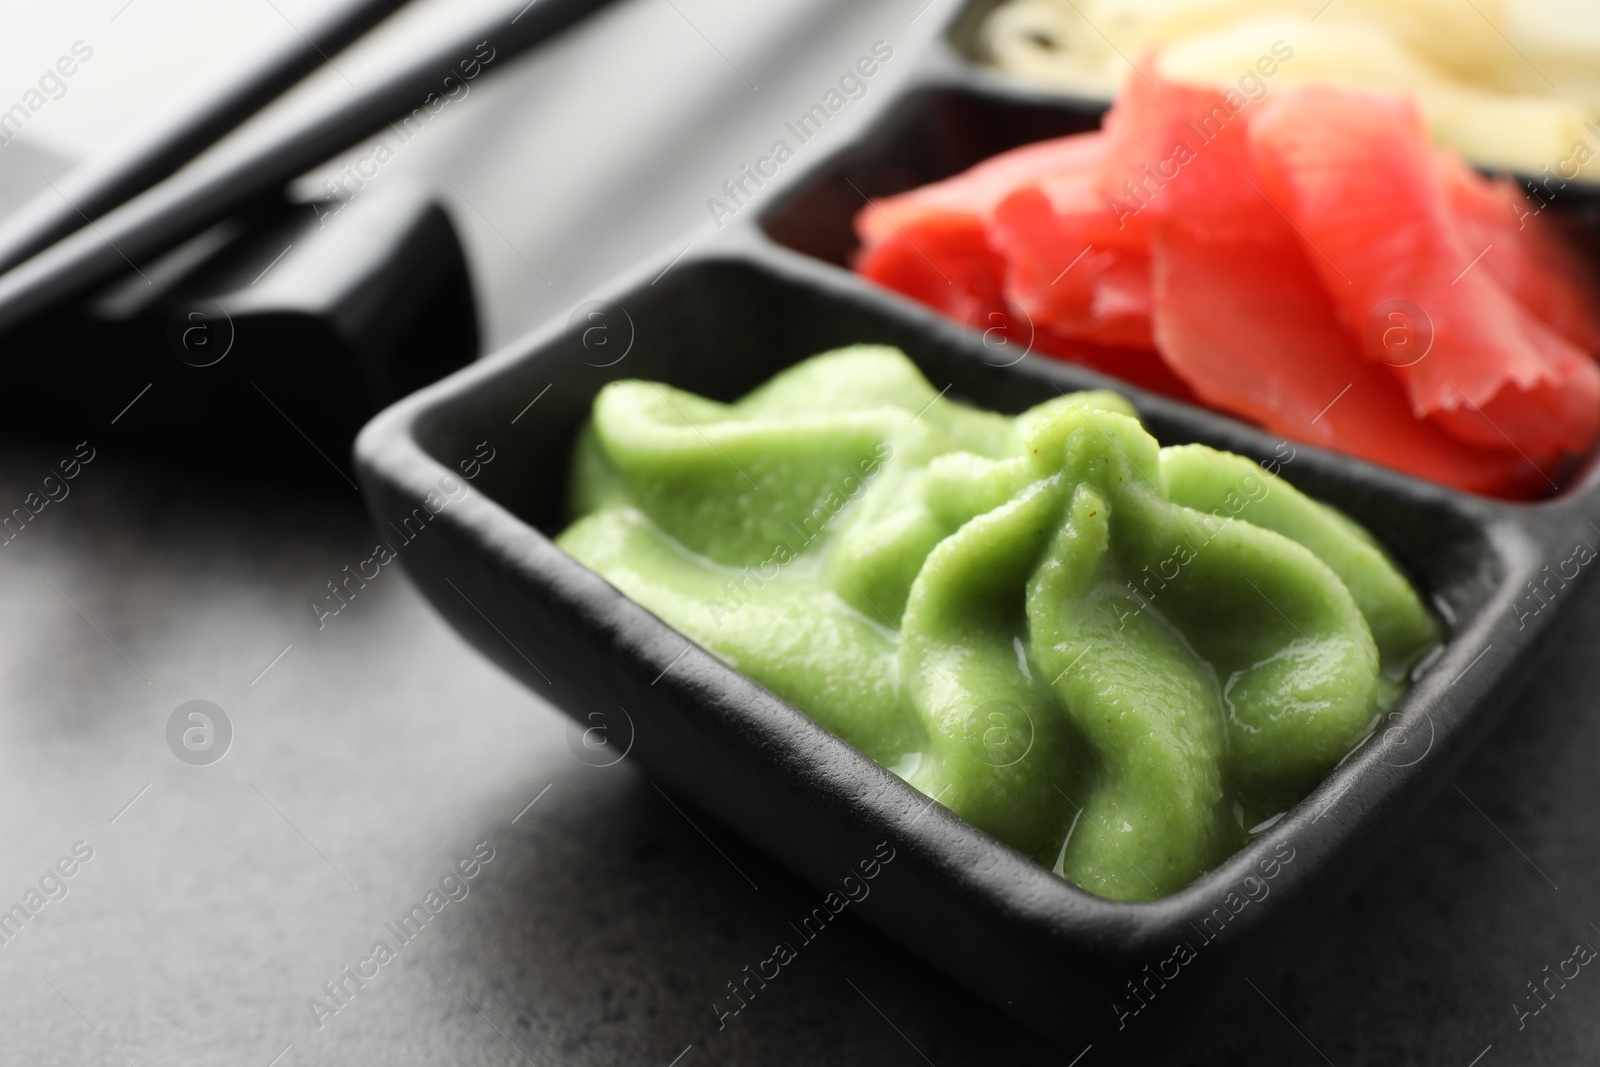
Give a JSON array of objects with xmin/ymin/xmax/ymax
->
[
  {"xmin": 0, "ymin": 426, "xmax": 1595, "ymax": 1067},
  {"xmin": 4, "ymin": 0, "xmax": 1598, "ymax": 1062}
]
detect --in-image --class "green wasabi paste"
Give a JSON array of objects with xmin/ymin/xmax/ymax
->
[{"xmin": 556, "ymin": 345, "xmax": 1438, "ymax": 901}]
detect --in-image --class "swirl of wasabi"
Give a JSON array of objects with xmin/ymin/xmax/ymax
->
[{"xmin": 557, "ymin": 346, "xmax": 1438, "ymax": 901}]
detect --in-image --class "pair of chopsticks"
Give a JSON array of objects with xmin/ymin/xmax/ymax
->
[
  {"xmin": 0, "ymin": 0, "xmax": 617, "ymax": 335},
  {"xmin": 0, "ymin": 0, "xmax": 412, "ymax": 278}
]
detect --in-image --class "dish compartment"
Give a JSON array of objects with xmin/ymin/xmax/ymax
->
[
  {"xmin": 758, "ymin": 43, "xmax": 1600, "ymax": 503},
  {"xmin": 355, "ymin": 249, "xmax": 1579, "ymax": 1056}
]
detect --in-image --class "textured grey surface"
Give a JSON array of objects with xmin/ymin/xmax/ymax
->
[
  {"xmin": 0, "ymin": 440, "xmax": 1059, "ymax": 1066},
  {"xmin": 0, "ymin": 432, "xmax": 1596, "ymax": 1067},
  {"xmin": 5, "ymin": 0, "xmax": 1600, "ymax": 1062}
]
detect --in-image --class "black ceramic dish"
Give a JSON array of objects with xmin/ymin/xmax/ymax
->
[{"xmin": 354, "ymin": 3, "xmax": 1600, "ymax": 1057}]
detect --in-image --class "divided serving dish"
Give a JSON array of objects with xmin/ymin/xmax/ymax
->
[{"xmin": 353, "ymin": 2, "xmax": 1600, "ymax": 1055}]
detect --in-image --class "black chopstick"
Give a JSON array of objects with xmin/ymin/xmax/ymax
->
[
  {"xmin": 0, "ymin": 0, "xmax": 618, "ymax": 335},
  {"xmin": 0, "ymin": 0, "xmax": 414, "ymax": 277}
]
